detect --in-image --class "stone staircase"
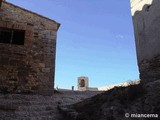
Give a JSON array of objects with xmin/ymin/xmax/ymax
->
[{"xmin": 0, "ymin": 91, "xmax": 101, "ymax": 120}]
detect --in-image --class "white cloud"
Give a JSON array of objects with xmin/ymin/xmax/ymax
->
[{"xmin": 116, "ymin": 34, "xmax": 124, "ymax": 39}]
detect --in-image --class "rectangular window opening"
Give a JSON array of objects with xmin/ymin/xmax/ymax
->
[{"xmin": 0, "ymin": 28, "xmax": 25, "ymax": 45}]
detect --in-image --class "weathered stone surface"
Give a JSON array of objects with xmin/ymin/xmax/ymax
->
[
  {"xmin": 0, "ymin": 91, "xmax": 100, "ymax": 120},
  {"xmin": 60, "ymin": 81, "xmax": 160, "ymax": 120},
  {"xmin": 130, "ymin": 0, "xmax": 160, "ymax": 83},
  {"xmin": 42, "ymin": 68, "xmax": 51, "ymax": 73},
  {"xmin": 0, "ymin": 1, "xmax": 60, "ymax": 93}
]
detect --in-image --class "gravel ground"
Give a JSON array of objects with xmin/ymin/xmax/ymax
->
[{"xmin": 0, "ymin": 91, "xmax": 101, "ymax": 120}]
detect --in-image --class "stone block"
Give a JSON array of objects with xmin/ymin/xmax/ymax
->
[
  {"xmin": 39, "ymin": 63, "xmax": 45, "ymax": 68},
  {"xmin": 42, "ymin": 68, "xmax": 50, "ymax": 73}
]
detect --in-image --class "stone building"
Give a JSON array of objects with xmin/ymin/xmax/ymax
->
[
  {"xmin": 130, "ymin": 0, "xmax": 160, "ymax": 83},
  {"xmin": 78, "ymin": 76, "xmax": 89, "ymax": 91},
  {"xmin": 78, "ymin": 76, "xmax": 98, "ymax": 91},
  {"xmin": 0, "ymin": 1, "xmax": 60, "ymax": 93}
]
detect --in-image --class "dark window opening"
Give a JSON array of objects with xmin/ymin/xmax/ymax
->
[
  {"xmin": 80, "ymin": 79, "xmax": 85, "ymax": 87},
  {"xmin": 0, "ymin": 28, "xmax": 25, "ymax": 45}
]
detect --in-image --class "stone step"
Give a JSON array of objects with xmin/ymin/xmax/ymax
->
[
  {"xmin": 0, "ymin": 94, "xmax": 54, "ymax": 101},
  {"xmin": 17, "ymin": 105, "xmax": 54, "ymax": 111},
  {"xmin": 13, "ymin": 116, "xmax": 57, "ymax": 120},
  {"xmin": 15, "ymin": 111, "xmax": 56, "ymax": 117},
  {"xmin": 0, "ymin": 99, "xmax": 56, "ymax": 105}
]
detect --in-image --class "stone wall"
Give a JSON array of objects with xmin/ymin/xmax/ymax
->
[
  {"xmin": 0, "ymin": 1, "xmax": 60, "ymax": 93},
  {"xmin": 130, "ymin": 0, "xmax": 160, "ymax": 83}
]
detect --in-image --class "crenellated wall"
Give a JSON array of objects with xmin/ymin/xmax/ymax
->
[
  {"xmin": 130, "ymin": 0, "xmax": 160, "ymax": 83},
  {"xmin": 0, "ymin": 1, "xmax": 60, "ymax": 93}
]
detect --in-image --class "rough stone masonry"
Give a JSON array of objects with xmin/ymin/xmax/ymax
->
[
  {"xmin": 0, "ymin": 1, "xmax": 60, "ymax": 93},
  {"xmin": 130, "ymin": 0, "xmax": 160, "ymax": 83}
]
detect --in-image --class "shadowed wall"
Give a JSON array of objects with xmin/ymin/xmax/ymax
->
[
  {"xmin": 0, "ymin": 1, "xmax": 60, "ymax": 93},
  {"xmin": 131, "ymin": 0, "xmax": 160, "ymax": 83}
]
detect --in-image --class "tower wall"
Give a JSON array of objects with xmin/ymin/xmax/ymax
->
[
  {"xmin": 130, "ymin": 0, "xmax": 160, "ymax": 83},
  {"xmin": 0, "ymin": 1, "xmax": 60, "ymax": 93},
  {"xmin": 78, "ymin": 76, "xmax": 89, "ymax": 91}
]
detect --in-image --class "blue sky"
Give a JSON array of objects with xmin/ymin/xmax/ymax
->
[{"xmin": 8, "ymin": 0, "xmax": 139, "ymax": 89}]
